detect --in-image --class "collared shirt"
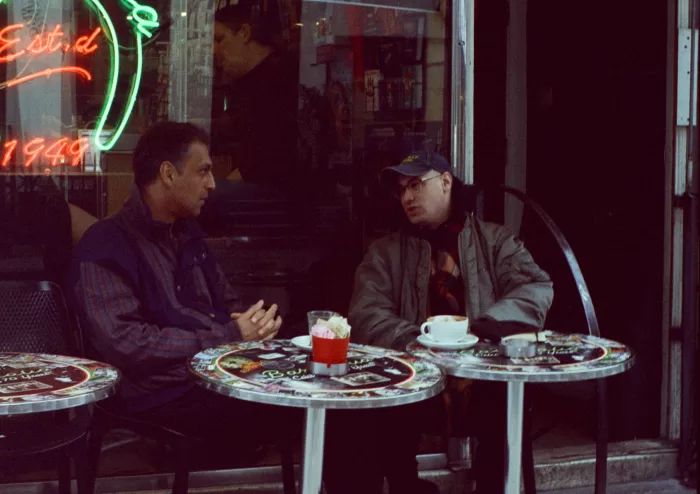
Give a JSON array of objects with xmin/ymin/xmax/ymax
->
[
  {"xmin": 422, "ymin": 210, "xmax": 467, "ymax": 317},
  {"xmin": 72, "ymin": 187, "xmax": 242, "ymax": 408}
]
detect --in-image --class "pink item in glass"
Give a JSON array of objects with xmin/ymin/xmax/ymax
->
[{"xmin": 311, "ymin": 324, "xmax": 335, "ymax": 339}]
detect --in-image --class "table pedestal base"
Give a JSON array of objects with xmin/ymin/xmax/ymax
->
[
  {"xmin": 506, "ymin": 381, "xmax": 525, "ymax": 494},
  {"xmin": 301, "ymin": 408, "xmax": 327, "ymax": 494}
]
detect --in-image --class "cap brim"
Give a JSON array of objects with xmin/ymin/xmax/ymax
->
[{"xmin": 379, "ymin": 163, "xmax": 427, "ymax": 186}]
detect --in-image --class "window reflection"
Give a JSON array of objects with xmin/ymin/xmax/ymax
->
[
  {"xmin": 0, "ymin": 0, "xmax": 449, "ymax": 470},
  {"xmin": 0, "ymin": 0, "xmax": 447, "ymax": 329}
]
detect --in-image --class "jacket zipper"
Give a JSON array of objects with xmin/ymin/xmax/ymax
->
[{"xmin": 458, "ymin": 218, "xmax": 473, "ymax": 320}]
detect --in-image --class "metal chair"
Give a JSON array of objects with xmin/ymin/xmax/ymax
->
[
  {"xmin": 86, "ymin": 394, "xmax": 299, "ymax": 494},
  {"xmin": 86, "ymin": 402, "xmax": 197, "ymax": 494},
  {"xmin": 0, "ymin": 280, "xmax": 91, "ymax": 494},
  {"xmin": 86, "ymin": 403, "xmax": 298, "ymax": 494},
  {"xmin": 472, "ymin": 185, "xmax": 609, "ymax": 494}
]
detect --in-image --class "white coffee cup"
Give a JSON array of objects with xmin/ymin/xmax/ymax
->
[{"xmin": 420, "ymin": 315, "xmax": 469, "ymax": 342}]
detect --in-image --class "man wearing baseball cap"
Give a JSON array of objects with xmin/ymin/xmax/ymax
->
[
  {"xmin": 379, "ymin": 150, "xmax": 454, "ymax": 231},
  {"xmin": 324, "ymin": 151, "xmax": 554, "ymax": 493}
]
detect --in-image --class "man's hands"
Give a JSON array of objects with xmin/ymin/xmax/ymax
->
[
  {"xmin": 470, "ymin": 316, "xmax": 540, "ymax": 343},
  {"xmin": 232, "ymin": 300, "xmax": 282, "ymax": 341}
]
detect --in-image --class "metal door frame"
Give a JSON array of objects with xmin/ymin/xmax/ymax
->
[{"xmin": 450, "ymin": 0, "xmax": 474, "ymax": 183}]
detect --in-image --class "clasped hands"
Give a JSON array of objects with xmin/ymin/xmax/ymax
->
[{"xmin": 231, "ymin": 300, "xmax": 282, "ymax": 341}]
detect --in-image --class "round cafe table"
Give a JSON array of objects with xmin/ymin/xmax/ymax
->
[
  {"xmin": 0, "ymin": 352, "xmax": 120, "ymax": 415},
  {"xmin": 407, "ymin": 331, "xmax": 635, "ymax": 494},
  {"xmin": 188, "ymin": 340, "xmax": 445, "ymax": 494}
]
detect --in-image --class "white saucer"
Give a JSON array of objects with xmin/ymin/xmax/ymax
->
[
  {"xmin": 291, "ymin": 335, "xmax": 312, "ymax": 352},
  {"xmin": 417, "ymin": 334, "xmax": 478, "ymax": 350}
]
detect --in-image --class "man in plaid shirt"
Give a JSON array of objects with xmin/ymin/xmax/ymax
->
[{"xmin": 71, "ymin": 122, "xmax": 290, "ymax": 442}]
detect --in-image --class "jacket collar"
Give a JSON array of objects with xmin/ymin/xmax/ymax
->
[{"xmin": 121, "ymin": 185, "xmax": 205, "ymax": 242}]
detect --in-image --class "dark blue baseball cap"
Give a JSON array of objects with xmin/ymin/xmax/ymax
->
[{"xmin": 380, "ymin": 151, "xmax": 451, "ymax": 186}]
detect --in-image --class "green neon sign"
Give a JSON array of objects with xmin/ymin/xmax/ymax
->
[
  {"xmin": 86, "ymin": 0, "xmax": 159, "ymax": 151},
  {"xmin": 0, "ymin": 0, "xmax": 159, "ymax": 152}
]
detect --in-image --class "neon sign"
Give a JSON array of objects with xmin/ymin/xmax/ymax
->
[
  {"xmin": 0, "ymin": 23, "xmax": 100, "ymax": 91},
  {"xmin": 86, "ymin": 0, "xmax": 159, "ymax": 151},
  {"xmin": 1, "ymin": 137, "xmax": 89, "ymax": 168},
  {"xmin": 0, "ymin": 24, "xmax": 101, "ymax": 62},
  {"xmin": 0, "ymin": 0, "xmax": 159, "ymax": 164}
]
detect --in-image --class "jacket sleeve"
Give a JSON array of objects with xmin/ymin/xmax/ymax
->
[
  {"xmin": 75, "ymin": 261, "xmax": 242, "ymax": 374},
  {"xmin": 481, "ymin": 228, "xmax": 554, "ymax": 328},
  {"xmin": 348, "ymin": 238, "xmax": 421, "ymax": 350}
]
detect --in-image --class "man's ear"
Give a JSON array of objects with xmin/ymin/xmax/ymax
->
[
  {"xmin": 441, "ymin": 172, "xmax": 453, "ymax": 193},
  {"xmin": 238, "ymin": 23, "xmax": 253, "ymax": 43},
  {"xmin": 159, "ymin": 161, "xmax": 178, "ymax": 186}
]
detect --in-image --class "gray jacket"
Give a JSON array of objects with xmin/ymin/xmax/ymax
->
[{"xmin": 349, "ymin": 214, "xmax": 554, "ymax": 350}]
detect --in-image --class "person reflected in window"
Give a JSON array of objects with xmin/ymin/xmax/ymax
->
[
  {"xmin": 324, "ymin": 151, "xmax": 554, "ymax": 494},
  {"xmin": 327, "ymin": 81, "xmax": 351, "ymax": 161},
  {"xmin": 0, "ymin": 177, "xmax": 96, "ymax": 288},
  {"xmin": 212, "ymin": 1, "xmax": 298, "ymax": 186},
  {"xmin": 69, "ymin": 122, "xmax": 297, "ymax": 447}
]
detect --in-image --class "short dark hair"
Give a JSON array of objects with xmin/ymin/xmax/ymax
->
[
  {"xmin": 215, "ymin": 2, "xmax": 279, "ymax": 48},
  {"xmin": 132, "ymin": 122, "xmax": 210, "ymax": 188}
]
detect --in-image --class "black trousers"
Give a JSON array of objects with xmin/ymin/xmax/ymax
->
[
  {"xmin": 323, "ymin": 382, "xmax": 508, "ymax": 494},
  {"xmin": 323, "ymin": 396, "xmax": 444, "ymax": 494},
  {"xmin": 128, "ymin": 382, "xmax": 508, "ymax": 492},
  {"xmin": 466, "ymin": 381, "xmax": 508, "ymax": 493}
]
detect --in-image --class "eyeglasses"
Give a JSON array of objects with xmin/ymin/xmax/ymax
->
[{"xmin": 394, "ymin": 174, "xmax": 440, "ymax": 200}]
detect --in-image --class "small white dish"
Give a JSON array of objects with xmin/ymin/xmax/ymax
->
[
  {"xmin": 291, "ymin": 335, "xmax": 312, "ymax": 352},
  {"xmin": 416, "ymin": 333, "xmax": 478, "ymax": 350},
  {"xmin": 501, "ymin": 332, "xmax": 546, "ymax": 343}
]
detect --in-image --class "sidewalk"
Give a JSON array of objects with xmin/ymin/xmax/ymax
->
[{"xmin": 541, "ymin": 479, "xmax": 696, "ymax": 493}]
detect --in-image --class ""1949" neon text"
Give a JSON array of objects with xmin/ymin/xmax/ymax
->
[{"xmin": 2, "ymin": 137, "xmax": 89, "ymax": 168}]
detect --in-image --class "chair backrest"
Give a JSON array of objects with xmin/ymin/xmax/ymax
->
[
  {"xmin": 467, "ymin": 184, "xmax": 601, "ymax": 337},
  {"xmin": 0, "ymin": 280, "xmax": 77, "ymax": 355}
]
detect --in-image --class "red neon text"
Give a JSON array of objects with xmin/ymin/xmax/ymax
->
[
  {"xmin": 6, "ymin": 67, "xmax": 92, "ymax": 87},
  {"xmin": 1, "ymin": 137, "xmax": 89, "ymax": 168},
  {"xmin": 0, "ymin": 24, "xmax": 100, "ymax": 86},
  {"xmin": 0, "ymin": 24, "xmax": 101, "ymax": 62}
]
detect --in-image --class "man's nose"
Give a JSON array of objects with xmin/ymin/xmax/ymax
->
[{"xmin": 206, "ymin": 172, "xmax": 216, "ymax": 191}]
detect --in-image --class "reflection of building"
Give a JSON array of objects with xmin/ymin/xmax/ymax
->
[{"xmin": 167, "ymin": 0, "xmax": 214, "ymax": 127}]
